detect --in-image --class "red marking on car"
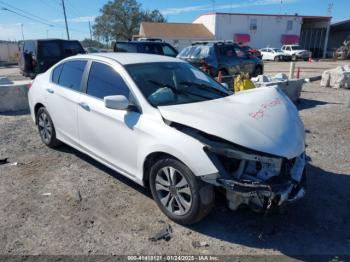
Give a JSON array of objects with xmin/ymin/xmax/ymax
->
[{"xmin": 249, "ymin": 98, "xmax": 282, "ymax": 120}]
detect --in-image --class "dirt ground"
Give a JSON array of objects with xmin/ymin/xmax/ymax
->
[{"xmin": 1, "ymin": 61, "xmax": 350, "ymax": 260}]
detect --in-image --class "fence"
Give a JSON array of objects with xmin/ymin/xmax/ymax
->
[{"xmin": 0, "ymin": 42, "xmax": 19, "ymax": 63}]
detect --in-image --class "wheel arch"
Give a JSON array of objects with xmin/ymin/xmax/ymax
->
[
  {"xmin": 142, "ymin": 151, "xmax": 183, "ymax": 187},
  {"xmin": 34, "ymin": 103, "xmax": 45, "ymax": 124}
]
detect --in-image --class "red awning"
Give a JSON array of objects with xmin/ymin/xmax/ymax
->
[
  {"xmin": 234, "ymin": 33, "xmax": 250, "ymax": 44},
  {"xmin": 281, "ymin": 35, "xmax": 299, "ymax": 44}
]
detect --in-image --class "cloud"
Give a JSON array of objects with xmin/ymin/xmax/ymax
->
[
  {"xmin": 52, "ymin": 16, "xmax": 96, "ymax": 23},
  {"xmin": 161, "ymin": 0, "xmax": 297, "ymax": 15}
]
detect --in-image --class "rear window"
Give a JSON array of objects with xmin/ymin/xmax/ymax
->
[
  {"xmin": 139, "ymin": 43, "xmax": 163, "ymax": 55},
  {"xmin": 115, "ymin": 43, "xmax": 138, "ymax": 53},
  {"xmin": 58, "ymin": 60, "xmax": 87, "ymax": 91},
  {"xmin": 62, "ymin": 41, "xmax": 84, "ymax": 56},
  {"xmin": 52, "ymin": 64, "xmax": 63, "ymax": 84},
  {"xmin": 218, "ymin": 45, "xmax": 238, "ymax": 57},
  {"xmin": 190, "ymin": 46, "xmax": 211, "ymax": 59}
]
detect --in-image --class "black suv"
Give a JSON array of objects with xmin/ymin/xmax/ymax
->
[
  {"xmin": 19, "ymin": 39, "xmax": 85, "ymax": 78},
  {"xmin": 177, "ymin": 41, "xmax": 263, "ymax": 77},
  {"xmin": 113, "ymin": 41, "xmax": 178, "ymax": 57}
]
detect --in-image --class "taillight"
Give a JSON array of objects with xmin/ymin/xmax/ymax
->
[{"xmin": 28, "ymin": 82, "xmax": 32, "ymax": 89}]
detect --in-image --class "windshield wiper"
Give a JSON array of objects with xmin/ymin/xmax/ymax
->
[
  {"xmin": 148, "ymin": 80, "xmax": 211, "ymax": 99},
  {"xmin": 179, "ymin": 81, "xmax": 229, "ymax": 96}
]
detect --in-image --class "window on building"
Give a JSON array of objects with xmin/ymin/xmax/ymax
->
[
  {"xmin": 250, "ymin": 19, "xmax": 257, "ymax": 31},
  {"xmin": 287, "ymin": 20, "xmax": 293, "ymax": 31}
]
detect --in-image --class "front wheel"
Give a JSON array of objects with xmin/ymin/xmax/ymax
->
[{"xmin": 149, "ymin": 158, "xmax": 214, "ymax": 225}]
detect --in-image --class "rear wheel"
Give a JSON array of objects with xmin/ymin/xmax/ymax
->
[
  {"xmin": 149, "ymin": 158, "xmax": 214, "ymax": 225},
  {"xmin": 253, "ymin": 66, "xmax": 263, "ymax": 77},
  {"xmin": 274, "ymin": 56, "xmax": 280, "ymax": 62},
  {"xmin": 36, "ymin": 107, "xmax": 61, "ymax": 148}
]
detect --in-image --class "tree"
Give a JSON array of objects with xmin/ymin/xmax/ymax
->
[
  {"xmin": 92, "ymin": 0, "xmax": 166, "ymax": 42},
  {"xmin": 80, "ymin": 38, "xmax": 106, "ymax": 48}
]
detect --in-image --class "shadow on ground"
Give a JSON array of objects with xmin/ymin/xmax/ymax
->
[
  {"xmin": 55, "ymin": 145, "xmax": 151, "ymax": 198},
  {"xmin": 189, "ymin": 163, "xmax": 350, "ymax": 257},
  {"xmin": 55, "ymin": 145, "xmax": 350, "ymax": 257},
  {"xmin": 0, "ymin": 110, "xmax": 30, "ymax": 116},
  {"xmin": 296, "ymin": 98, "xmax": 342, "ymax": 110}
]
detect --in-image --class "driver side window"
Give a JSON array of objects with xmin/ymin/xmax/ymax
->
[{"xmin": 86, "ymin": 62, "xmax": 130, "ymax": 100}]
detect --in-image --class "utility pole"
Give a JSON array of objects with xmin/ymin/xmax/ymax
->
[
  {"xmin": 20, "ymin": 23, "xmax": 24, "ymax": 40},
  {"xmin": 61, "ymin": 0, "xmax": 70, "ymax": 39},
  {"xmin": 88, "ymin": 21, "xmax": 92, "ymax": 40}
]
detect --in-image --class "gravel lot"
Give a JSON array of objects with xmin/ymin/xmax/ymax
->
[{"xmin": 1, "ymin": 61, "xmax": 350, "ymax": 259}]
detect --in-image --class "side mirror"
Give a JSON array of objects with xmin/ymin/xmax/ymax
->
[{"xmin": 104, "ymin": 95, "xmax": 129, "ymax": 110}]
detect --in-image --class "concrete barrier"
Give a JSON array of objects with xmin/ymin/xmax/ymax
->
[
  {"xmin": 252, "ymin": 74, "xmax": 305, "ymax": 103},
  {"xmin": 0, "ymin": 77, "xmax": 31, "ymax": 113}
]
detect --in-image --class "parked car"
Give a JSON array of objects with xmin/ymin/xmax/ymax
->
[
  {"xmin": 113, "ymin": 41, "xmax": 178, "ymax": 57},
  {"xmin": 19, "ymin": 39, "xmax": 85, "ymax": 79},
  {"xmin": 240, "ymin": 45, "xmax": 262, "ymax": 59},
  {"xmin": 177, "ymin": 41, "xmax": 264, "ymax": 77},
  {"xmin": 260, "ymin": 47, "xmax": 292, "ymax": 61},
  {"xmin": 28, "ymin": 53, "xmax": 306, "ymax": 225},
  {"xmin": 281, "ymin": 45, "xmax": 312, "ymax": 61}
]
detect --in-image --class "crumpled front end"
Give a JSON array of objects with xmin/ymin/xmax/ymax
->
[{"xmin": 203, "ymin": 140, "xmax": 306, "ymax": 212}]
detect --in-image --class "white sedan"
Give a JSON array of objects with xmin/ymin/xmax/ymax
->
[
  {"xmin": 260, "ymin": 48, "xmax": 291, "ymax": 61},
  {"xmin": 28, "ymin": 53, "xmax": 306, "ymax": 224}
]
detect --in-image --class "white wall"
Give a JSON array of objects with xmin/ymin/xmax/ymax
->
[
  {"xmin": 194, "ymin": 14, "xmax": 302, "ymax": 49},
  {"xmin": 0, "ymin": 42, "xmax": 19, "ymax": 62}
]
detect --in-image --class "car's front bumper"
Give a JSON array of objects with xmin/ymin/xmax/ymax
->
[{"xmin": 203, "ymin": 144, "xmax": 306, "ymax": 212}]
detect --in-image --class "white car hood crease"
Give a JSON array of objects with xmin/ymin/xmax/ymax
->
[{"xmin": 158, "ymin": 86, "xmax": 305, "ymax": 159}]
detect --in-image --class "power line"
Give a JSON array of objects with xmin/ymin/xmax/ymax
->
[
  {"xmin": 0, "ymin": 0, "xmax": 52, "ymax": 24},
  {"xmin": 1, "ymin": 6, "xmax": 54, "ymax": 27}
]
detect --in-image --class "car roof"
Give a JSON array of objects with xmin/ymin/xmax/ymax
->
[
  {"xmin": 116, "ymin": 41, "xmax": 165, "ymax": 45},
  {"xmin": 72, "ymin": 52, "xmax": 184, "ymax": 65}
]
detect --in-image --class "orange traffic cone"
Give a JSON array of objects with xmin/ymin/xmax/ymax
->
[{"xmin": 218, "ymin": 70, "xmax": 223, "ymax": 83}]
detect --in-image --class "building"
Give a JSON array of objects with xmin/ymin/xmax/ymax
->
[
  {"xmin": 328, "ymin": 19, "xmax": 350, "ymax": 52},
  {"xmin": 193, "ymin": 12, "xmax": 331, "ymax": 58},
  {"xmin": 137, "ymin": 22, "xmax": 214, "ymax": 51}
]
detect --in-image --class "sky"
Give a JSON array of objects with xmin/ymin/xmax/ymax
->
[{"xmin": 0, "ymin": 0, "xmax": 349, "ymax": 41}]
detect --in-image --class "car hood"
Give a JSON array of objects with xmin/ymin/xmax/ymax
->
[{"xmin": 158, "ymin": 87, "xmax": 305, "ymax": 159}]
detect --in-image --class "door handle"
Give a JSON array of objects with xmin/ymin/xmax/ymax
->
[
  {"xmin": 46, "ymin": 88, "xmax": 54, "ymax": 94},
  {"xmin": 79, "ymin": 102, "xmax": 90, "ymax": 111}
]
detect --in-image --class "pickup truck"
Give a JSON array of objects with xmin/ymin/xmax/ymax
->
[{"xmin": 281, "ymin": 45, "xmax": 312, "ymax": 61}]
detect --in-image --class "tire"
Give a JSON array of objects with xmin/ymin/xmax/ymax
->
[
  {"xmin": 292, "ymin": 54, "xmax": 297, "ymax": 61},
  {"xmin": 274, "ymin": 56, "xmax": 279, "ymax": 62},
  {"xmin": 36, "ymin": 107, "xmax": 61, "ymax": 148},
  {"xmin": 149, "ymin": 157, "xmax": 214, "ymax": 225},
  {"xmin": 252, "ymin": 66, "xmax": 263, "ymax": 77}
]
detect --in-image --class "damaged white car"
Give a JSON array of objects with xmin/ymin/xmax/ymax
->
[{"xmin": 28, "ymin": 53, "xmax": 306, "ymax": 225}]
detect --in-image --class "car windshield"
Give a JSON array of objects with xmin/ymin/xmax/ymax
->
[
  {"xmin": 291, "ymin": 46, "xmax": 302, "ymax": 50},
  {"xmin": 126, "ymin": 62, "xmax": 230, "ymax": 107}
]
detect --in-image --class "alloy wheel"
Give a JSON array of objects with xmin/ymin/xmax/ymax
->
[
  {"xmin": 38, "ymin": 111, "xmax": 52, "ymax": 144},
  {"xmin": 155, "ymin": 166, "xmax": 192, "ymax": 215}
]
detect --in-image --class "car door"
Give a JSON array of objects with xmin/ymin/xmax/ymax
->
[
  {"xmin": 45, "ymin": 59, "xmax": 87, "ymax": 147},
  {"xmin": 77, "ymin": 61, "xmax": 141, "ymax": 177},
  {"xmin": 266, "ymin": 48, "xmax": 274, "ymax": 60}
]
